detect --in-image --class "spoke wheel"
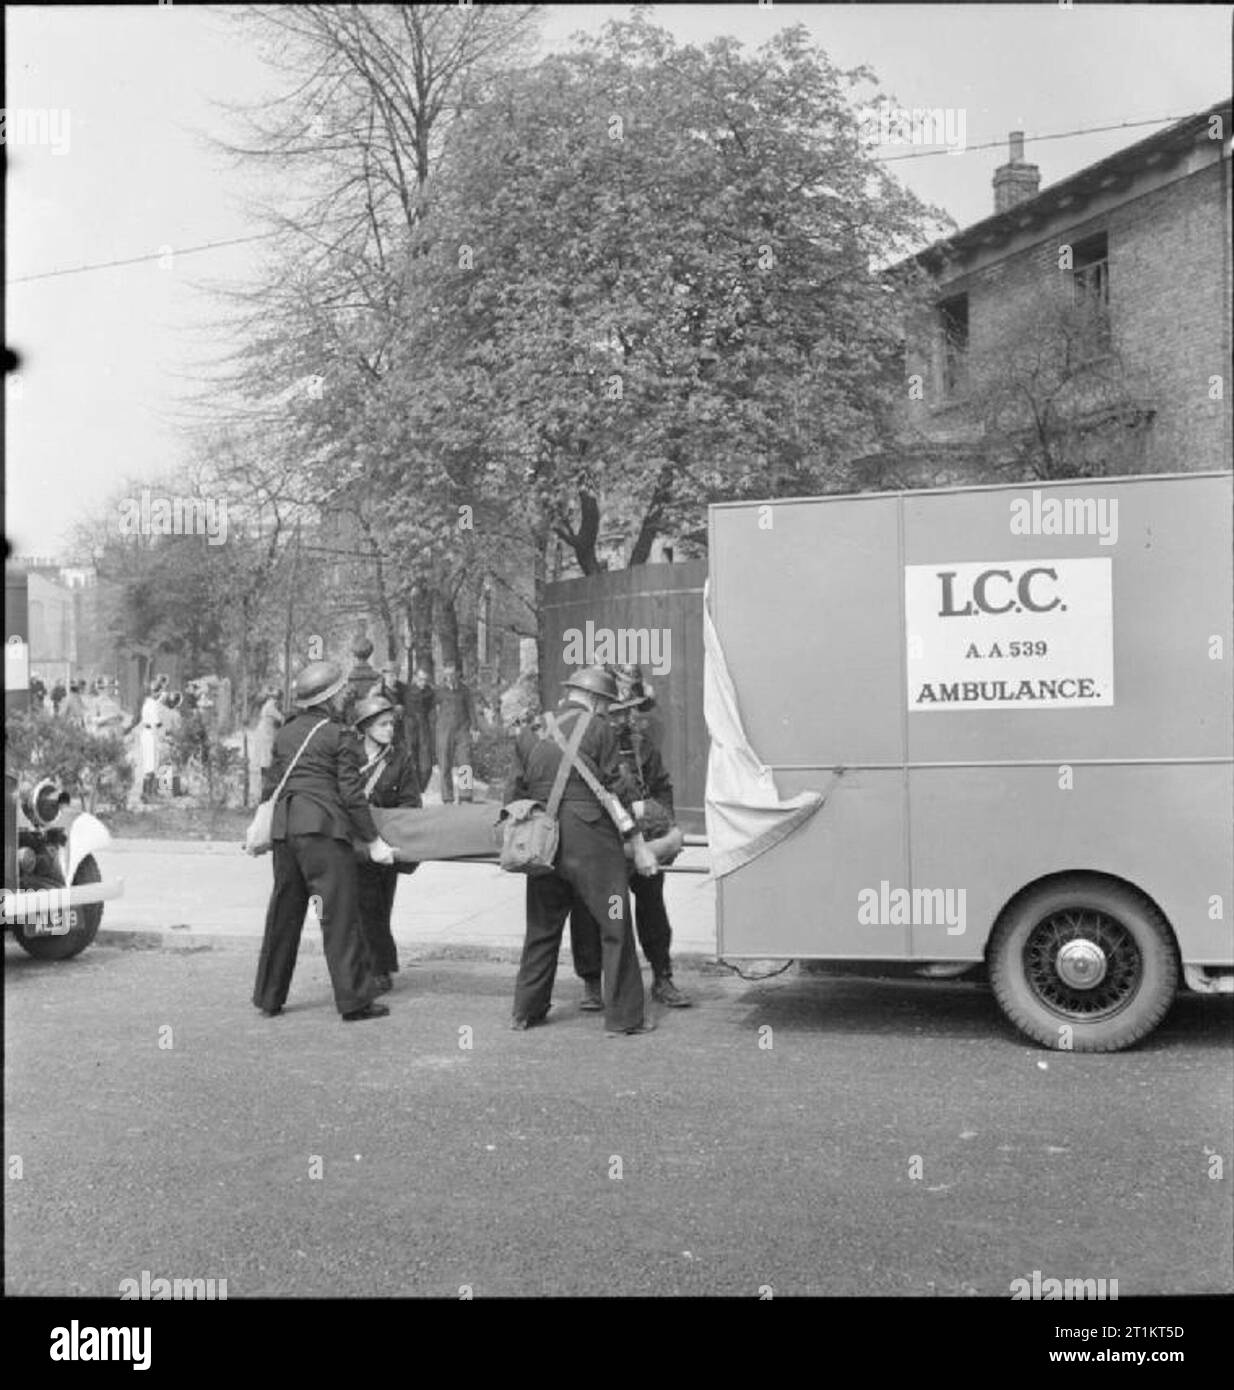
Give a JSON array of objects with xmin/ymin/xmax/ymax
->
[
  {"xmin": 989, "ymin": 875, "xmax": 1178, "ymax": 1052},
  {"xmin": 1023, "ymin": 909, "xmax": 1142, "ymax": 1021}
]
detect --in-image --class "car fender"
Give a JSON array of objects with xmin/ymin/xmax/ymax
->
[{"xmin": 63, "ymin": 811, "xmax": 112, "ymax": 883}]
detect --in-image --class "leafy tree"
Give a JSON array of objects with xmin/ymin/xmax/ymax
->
[{"xmin": 392, "ymin": 13, "xmax": 943, "ymax": 570}]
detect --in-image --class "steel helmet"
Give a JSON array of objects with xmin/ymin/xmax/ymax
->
[
  {"xmin": 561, "ymin": 664, "xmax": 620, "ymax": 702},
  {"xmin": 293, "ymin": 659, "xmax": 347, "ymax": 709},
  {"xmin": 612, "ymin": 662, "xmax": 653, "ymax": 711},
  {"xmin": 354, "ymin": 693, "xmax": 397, "ymax": 728}
]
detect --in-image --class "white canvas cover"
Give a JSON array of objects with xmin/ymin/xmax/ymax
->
[{"xmin": 703, "ymin": 586, "xmax": 833, "ymax": 877}]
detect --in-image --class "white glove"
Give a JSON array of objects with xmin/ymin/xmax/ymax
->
[{"xmin": 368, "ymin": 837, "xmax": 396, "ymax": 865}]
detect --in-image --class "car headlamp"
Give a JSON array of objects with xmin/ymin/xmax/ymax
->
[{"xmin": 24, "ymin": 779, "xmax": 69, "ymax": 827}]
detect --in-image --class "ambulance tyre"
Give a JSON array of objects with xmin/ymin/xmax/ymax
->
[
  {"xmin": 15, "ymin": 857, "xmax": 104, "ymax": 961},
  {"xmin": 988, "ymin": 874, "xmax": 1179, "ymax": 1053}
]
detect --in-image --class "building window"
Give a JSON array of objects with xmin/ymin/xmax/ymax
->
[
  {"xmin": 1071, "ymin": 232, "xmax": 1109, "ymax": 310},
  {"xmin": 937, "ymin": 293, "xmax": 969, "ymax": 398},
  {"xmin": 1070, "ymin": 233, "xmax": 1110, "ymax": 359}
]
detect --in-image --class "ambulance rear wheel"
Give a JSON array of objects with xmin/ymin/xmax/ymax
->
[{"xmin": 989, "ymin": 875, "xmax": 1179, "ymax": 1052}]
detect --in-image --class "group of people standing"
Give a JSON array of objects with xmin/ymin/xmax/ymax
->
[
  {"xmin": 135, "ymin": 677, "xmax": 202, "ymax": 800},
  {"xmin": 251, "ymin": 655, "xmax": 691, "ymax": 1031},
  {"xmin": 29, "ymin": 674, "xmax": 115, "ymax": 727},
  {"xmin": 250, "ymin": 663, "xmax": 480, "ymax": 808}
]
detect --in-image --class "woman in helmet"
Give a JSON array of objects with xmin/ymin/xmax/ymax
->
[{"xmin": 353, "ymin": 691, "xmax": 423, "ymax": 993}]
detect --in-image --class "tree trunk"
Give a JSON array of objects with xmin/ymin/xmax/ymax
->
[
  {"xmin": 532, "ymin": 519, "xmax": 549, "ymax": 708},
  {"xmin": 409, "ymin": 584, "xmax": 434, "ymax": 679},
  {"xmin": 629, "ymin": 462, "xmax": 676, "ymax": 566},
  {"xmin": 435, "ymin": 587, "xmax": 460, "ymax": 671},
  {"xmin": 238, "ymin": 596, "xmax": 252, "ymax": 809},
  {"xmin": 575, "ymin": 490, "xmax": 602, "ymax": 574},
  {"xmin": 553, "ymin": 489, "xmax": 605, "ymax": 574}
]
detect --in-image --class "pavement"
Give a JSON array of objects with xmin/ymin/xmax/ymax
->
[{"xmin": 99, "ymin": 835, "xmax": 718, "ymax": 961}]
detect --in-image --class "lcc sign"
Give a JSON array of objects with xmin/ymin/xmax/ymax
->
[{"xmin": 905, "ymin": 557, "xmax": 1114, "ymax": 712}]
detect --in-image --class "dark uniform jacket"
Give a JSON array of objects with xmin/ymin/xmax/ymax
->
[
  {"xmin": 261, "ymin": 710, "xmax": 380, "ymax": 844},
  {"xmin": 613, "ymin": 722, "xmax": 674, "ymax": 822},
  {"xmin": 435, "ymin": 682, "xmax": 474, "ymax": 734},
  {"xmin": 359, "ymin": 742, "xmax": 423, "ymax": 810},
  {"xmin": 504, "ymin": 704, "xmax": 629, "ymax": 824},
  {"xmin": 404, "ymin": 683, "xmax": 435, "ymax": 725}
]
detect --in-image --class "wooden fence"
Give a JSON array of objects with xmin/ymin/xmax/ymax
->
[{"xmin": 541, "ymin": 560, "xmax": 707, "ymax": 832}]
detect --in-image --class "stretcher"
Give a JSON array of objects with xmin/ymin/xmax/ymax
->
[{"xmin": 365, "ymin": 803, "xmax": 710, "ymax": 872}]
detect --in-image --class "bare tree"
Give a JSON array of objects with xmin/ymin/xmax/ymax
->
[
  {"xmin": 970, "ymin": 287, "xmax": 1155, "ymax": 480},
  {"xmin": 194, "ymin": 4, "xmax": 543, "ymax": 672}
]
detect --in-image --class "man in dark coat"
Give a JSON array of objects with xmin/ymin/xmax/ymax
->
[
  {"xmin": 569, "ymin": 670, "xmax": 692, "ymax": 1008},
  {"xmin": 252, "ymin": 659, "xmax": 397, "ymax": 1022},
  {"xmin": 504, "ymin": 664, "xmax": 661, "ymax": 1037},
  {"xmin": 352, "ymin": 692, "xmax": 422, "ymax": 992},
  {"xmin": 434, "ymin": 663, "xmax": 476, "ymax": 803},
  {"xmin": 403, "ymin": 667, "xmax": 436, "ymax": 793}
]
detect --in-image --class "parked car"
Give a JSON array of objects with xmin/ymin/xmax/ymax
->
[{"xmin": 3, "ymin": 771, "xmax": 124, "ymax": 960}]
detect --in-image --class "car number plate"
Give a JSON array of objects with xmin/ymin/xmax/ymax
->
[{"xmin": 24, "ymin": 909, "xmax": 76, "ymax": 937}]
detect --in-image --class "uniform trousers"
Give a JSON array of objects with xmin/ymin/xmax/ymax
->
[
  {"xmin": 356, "ymin": 860, "xmax": 400, "ymax": 975},
  {"xmin": 253, "ymin": 834, "xmax": 374, "ymax": 1015},
  {"xmin": 436, "ymin": 726, "xmax": 473, "ymax": 802},
  {"xmin": 513, "ymin": 805, "xmax": 644, "ymax": 1031},
  {"xmin": 571, "ymin": 868, "xmax": 673, "ymax": 980}
]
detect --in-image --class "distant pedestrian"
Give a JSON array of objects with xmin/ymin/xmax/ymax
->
[
  {"xmin": 434, "ymin": 663, "xmax": 476, "ymax": 803},
  {"xmin": 137, "ymin": 682, "xmax": 164, "ymax": 801},
  {"xmin": 162, "ymin": 691, "xmax": 183, "ymax": 738},
  {"xmin": 61, "ymin": 681, "xmax": 87, "ymax": 727},
  {"xmin": 403, "ymin": 667, "xmax": 435, "ymax": 793},
  {"xmin": 50, "ymin": 679, "xmax": 66, "ymax": 715},
  {"xmin": 250, "ymin": 688, "xmax": 283, "ymax": 801}
]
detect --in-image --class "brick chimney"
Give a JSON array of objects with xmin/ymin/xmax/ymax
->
[{"xmin": 992, "ymin": 131, "xmax": 1040, "ymax": 213}]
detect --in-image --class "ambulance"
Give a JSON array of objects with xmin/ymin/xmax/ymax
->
[{"xmin": 706, "ymin": 471, "xmax": 1233, "ymax": 1051}]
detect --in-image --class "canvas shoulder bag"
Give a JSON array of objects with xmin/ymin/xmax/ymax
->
[
  {"xmin": 243, "ymin": 719, "xmax": 329, "ymax": 856},
  {"xmin": 498, "ymin": 709, "xmax": 591, "ymax": 874}
]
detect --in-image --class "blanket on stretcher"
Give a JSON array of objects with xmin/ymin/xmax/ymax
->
[{"xmin": 362, "ymin": 803, "xmax": 504, "ymax": 867}]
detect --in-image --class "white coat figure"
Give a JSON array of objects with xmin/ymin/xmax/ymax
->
[
  {"xmin": 138, "ymin": 691, "xmax": 163, "ymax": 782},
  {"xmin": 249, "ymin": 693, "xmax": 283, "ymax": 801}
]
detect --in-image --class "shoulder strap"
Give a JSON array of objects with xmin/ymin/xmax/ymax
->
[
  {"xmin": 545, "ymin": 709, "xmax": 591, "ymax": 817},
  {"xmin": 271, "ymin": 720, "xmax": 329, "ymax": 803},
  {"xmin": 362, "ymin": 747, "xmax": 390, "ymax": 800},
  {"xmin": 549, "ymin": 714, "xmax": 632, "ymax": 837}
]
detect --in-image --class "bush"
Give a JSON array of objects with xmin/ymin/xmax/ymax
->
[
  {"xmin": 4, "ymin": 709, "xmax": 134, "ymax": 813},
  {"xmin": 166, "ymin": 713, "xmax": 245, "ymax": 807},
  {"xmin": 470, "ymin": 726, "xmax": 517, "ymax": 792}
]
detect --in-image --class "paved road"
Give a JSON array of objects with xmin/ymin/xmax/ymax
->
[{"xmin": 5, "ymin": 940, "xmax": 1231, "ymax": 1298}]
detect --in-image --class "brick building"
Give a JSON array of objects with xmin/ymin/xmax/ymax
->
[{"xmin": 865, "ymin": 98, "xmax": 1232, "ymax": 487}]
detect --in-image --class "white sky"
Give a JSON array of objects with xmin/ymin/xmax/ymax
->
[{"xmin": 5, "ymin": 3, "xmax": 1231, "ymax": 555}]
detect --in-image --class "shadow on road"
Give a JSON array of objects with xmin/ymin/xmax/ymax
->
[{"xmin": 722, "ymin": 972, "xmax": 1234, "ymax": 1053}]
